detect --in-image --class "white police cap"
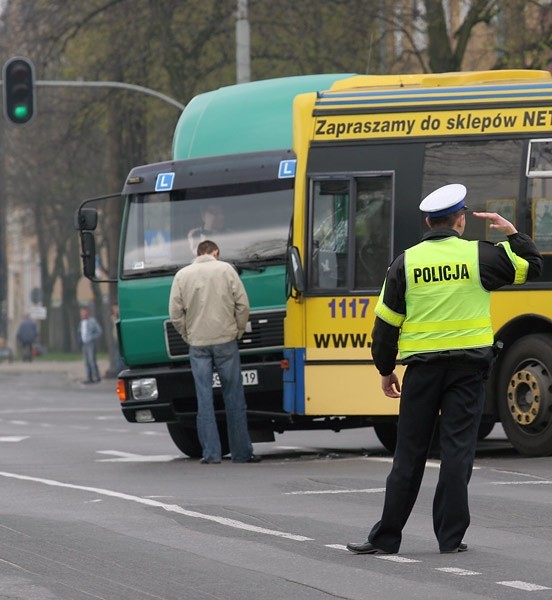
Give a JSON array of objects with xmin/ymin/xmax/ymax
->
[{"xmin": 419, "ymin": 184, "xmax": 467, "ymax": 217}]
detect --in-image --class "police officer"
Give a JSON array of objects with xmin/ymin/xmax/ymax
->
[{"xmin": 347, "ymin": 183, "xmax": 543, "ymax": 555}]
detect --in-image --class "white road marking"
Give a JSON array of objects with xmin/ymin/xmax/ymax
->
[
  {"xmin": 490, "ymin": 481, "xmax": 552, "ymax": 485},
  {"xmin": 363, "ymin": 457, "xmax": 466, "ymax": 470},
  {"xmin": 0, "ymin": 470, "xmax": 313, "ymax": 542},
  {"xmin": 497, "ymin": 581, "xmax": 551, "ymax": 591},
  {"xmin": 325, "ymin": 544, "xmax": 348, "ymax": 551},
  {"xmin": 325, "ymin": 544, "xmax": 420, "ymax": 562},
  {"xmin": 0, "ymin": 436, "xmax": 28, "ymax": 442},
  {"xmin": 145, "ymin": 496, "xmax": 175, "ymax": 499},
  {"xmin": 436, "ymin": 567, "xmax": 481, "ymax": 576},
  {"xmin": 376, "ymin": 555, "xmax": 421, "ymax": 563},
  {"xmin": 1, "ymin": 470, "xmax": 548, "ymax": 591},
  {"xmin": 285, "ymin": 488, "xmax": 385, "ymax": 495},
  {"xmin": 9, "ymin": 420, "xmax": 28, "ymax": 426},
  {"xmin": 275, "ymin": 446, "xmax": 303, "ymax": 450},
  {"xmin": 96, "ymin": 450, "xmax": 179, "ymax": 462}
]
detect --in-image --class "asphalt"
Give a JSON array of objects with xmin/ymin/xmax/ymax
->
[{"xmin": 0, "ymin": 358, "xmax": 112, "ymax": 383}]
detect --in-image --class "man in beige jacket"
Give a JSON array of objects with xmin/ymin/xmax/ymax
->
[{"xmin": 169, "ymin": 240, "xmax": 259, "ymax": 464}]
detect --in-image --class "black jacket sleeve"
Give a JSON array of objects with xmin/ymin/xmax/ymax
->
[
  {"xmin": 372, "ymin": 317, "xmax": 400, "ymax": 376},
  {"xmin": 371, "ymin": 255, "xmax": 405, "ymax": 376},
  {"xmin": 479, "ymin": 232, "xmax": 543, "ymax": 290}
]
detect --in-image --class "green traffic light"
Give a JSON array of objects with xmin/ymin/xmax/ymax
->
[
  {"xmin": 13, "ymin": 105, "xmax": 29, "ymax": 120},
  {"xmin": 3, "ymin": 57, "xmax": 35, "ymax": 124}
]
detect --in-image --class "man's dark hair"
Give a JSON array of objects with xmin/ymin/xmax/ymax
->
[
  {"xmin": 427, "ymin": 209, "xmax": 465, "ymax": 228},
  {"xmin": 197, "ymin": 240, "xmax": 219, "ymax": 256}
]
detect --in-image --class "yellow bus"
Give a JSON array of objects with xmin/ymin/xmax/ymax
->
[{"xmin": 284, "ymin": 70, "xmax": 552, "ymax": 457}]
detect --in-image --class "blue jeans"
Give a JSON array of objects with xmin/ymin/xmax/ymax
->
[
  {"xmin": 189, "ymin": 340, "xmax": 253, "ymax": 462},
  {"xmin": 82, "ymin": 341, "xmax": 100, "ymax": 382}
]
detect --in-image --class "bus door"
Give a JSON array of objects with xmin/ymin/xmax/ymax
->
[{"xmin": 301, "ymin": 172, "xmax": 401, "ymax": 415}]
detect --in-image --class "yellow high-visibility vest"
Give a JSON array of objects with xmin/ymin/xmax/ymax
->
[{"xmin": 399, "ymin": 237, "xmax": 493, "ymax": 358}]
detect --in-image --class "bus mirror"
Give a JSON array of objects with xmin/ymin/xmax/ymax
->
[
  {"xmin": 74, "ymin": 207, "xmax": 98, "ymax": 231},
  {"xmin": 80, "ymin": 231, "xmax": 97, "ymax": 279},
  {"xmin": 288, "ymin": 246, "xmax": 305, "ymax": 293}
]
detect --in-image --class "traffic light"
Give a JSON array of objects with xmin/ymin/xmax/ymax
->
[{"xmin": 3, "ymin": 57, "xmax": 35, "ymax": 124}]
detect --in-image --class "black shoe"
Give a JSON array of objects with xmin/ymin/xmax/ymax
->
[
  {"xmin": 440, "ymin": 542, "xmax": 468, "ymax": 554},
  {"xmin": 233, "ymin": 454, "xmax": 262, "ymax": 463},
  {"xmin": 346, "ymin": 541, "xmax": 392, "ymax": 555},
  {"xmin": 199, "ymin": 458, "xmax": 221, "ymax": 464}
]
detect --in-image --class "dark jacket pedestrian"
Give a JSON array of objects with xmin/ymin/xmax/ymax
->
[
  {"xmin": 168, "ymin": 239, "xmax": 259, "ymax": 464},
  {"xmin": 347, "ymin": 183, "xmax": 543, "ymax": 556},
  {"xmin": 16, "ymin": 316, "xmax": 38, "ymax": 362}
]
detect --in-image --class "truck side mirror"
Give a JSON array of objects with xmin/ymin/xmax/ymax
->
[
  {"xmin": 74, "ymin": 207, "xmax": 98, "ymax": 231},
  {"xmin": 80, "ymin": 231, "xmax": 97, "ymax": 279},
  {"xmin": 288, "ymin": 246, "xmax": 305, "ymax": 293}
]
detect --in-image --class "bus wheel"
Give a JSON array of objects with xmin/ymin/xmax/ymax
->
[
  {"xmin": 166, "ymin": 422, "xmax": 230, "ymax": 458},
  {"xmin": 373, "ymin": 423, "xmax": 397, "ymax": 453},
  {"xmin": 497, "ymin": 334, "xmax": 552, "ymax": 456}
]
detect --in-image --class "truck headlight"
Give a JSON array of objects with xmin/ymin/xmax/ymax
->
[{"xmin": 130, "ymin": 378, "xmax": 159, "ymax": 400}]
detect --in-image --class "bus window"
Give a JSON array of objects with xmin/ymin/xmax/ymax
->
[
  {"xmin": 424, "ymin": 140, "xmax": 523, "ymax": 244},
  {"xmin": 354, "ymin": 177, "xmax": 393, "ymax": 289},
  {"xmin": 528, "ymin": 176, "xmax": 552, "ymax": 282},
  {"xmin": 310, "ymin": 179, "xmax": 349, "ymax": 289},
  {"xmin": 527, "ymin": 139, "xmax": 552, "ymax": 177},
  {"xmin": 308, "ymin": 175, "xmax": 393, "ymax": 291}
]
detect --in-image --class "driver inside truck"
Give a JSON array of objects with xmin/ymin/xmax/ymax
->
[{"xmin": 188, "ymin": 204, "xmax": 227, "ymax": 255}]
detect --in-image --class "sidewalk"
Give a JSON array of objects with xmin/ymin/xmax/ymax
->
[{"xmin": 0, "ymin": 358, "xmax": 111, "ymax": 382}]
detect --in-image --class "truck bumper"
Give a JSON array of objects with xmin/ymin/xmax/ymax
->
[{"xmin": 118, "ymin": 359, "xmax": 285, "ymax": 424}]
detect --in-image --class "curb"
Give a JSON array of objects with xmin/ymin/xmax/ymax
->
[{"xmin": 0, "ymin": 360, "xmax": 111, "ymax": 382}]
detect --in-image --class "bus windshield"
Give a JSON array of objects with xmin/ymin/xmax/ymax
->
[{"xmin": 122, "ymin": 180, "xmax": 293, "ymax": 277}]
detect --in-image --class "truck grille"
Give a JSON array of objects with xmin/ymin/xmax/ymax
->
[{"xmin": 165, "ymin": 310, "xmax": 285, "ymax": 358}]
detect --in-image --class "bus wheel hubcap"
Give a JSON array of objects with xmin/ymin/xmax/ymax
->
[{"xmin": 507, "ymin": 366, "xmax": 550, "ymax": 428}]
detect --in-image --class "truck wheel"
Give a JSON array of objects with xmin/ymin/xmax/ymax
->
[
  {"xmin": 374, "ymin": 421, "xmax": 441, "ymax": 456},
  {"xmin": 373, "ymin": 423, "xmax": 397, "ymax": 453},
  {"xmin": 166, "ymin": 422, "xmax": 230, "ymax": 458},
  {"xmin": 477, "ymin": 420, "xmax": 495, "ymax": 440},
  {"xmin": 497, "ymin": 334, "xmax": 552, "ymax": 456}
]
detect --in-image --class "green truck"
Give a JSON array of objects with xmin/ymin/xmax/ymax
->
[{"xmin": 75, "ymin": 74, "xmax": 354, "ymax": 457}]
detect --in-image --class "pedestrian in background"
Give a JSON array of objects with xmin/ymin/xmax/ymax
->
[
  {"xmin": 16, "ymin": 315, "xmax": 37, "ymax": 362},
  {"xmin": 78, "ymin": 306, "xmax": 102, "ymax": 384},
  {"xmin": 347, "ymin": 184, "xmax": 543, "ymax": 556},
  {"xmin": 169, "ymin": 239, "xmax": 260, "ymax": 464}
]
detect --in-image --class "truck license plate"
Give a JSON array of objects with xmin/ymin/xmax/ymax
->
[{"xmin": 212, "ymin": 369, "xmax": 258, "ymax": 388}]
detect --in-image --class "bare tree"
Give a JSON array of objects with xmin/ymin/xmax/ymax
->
[{"xmin": 1, "ymin": 0, "xmax": 551, "ymax": 357}]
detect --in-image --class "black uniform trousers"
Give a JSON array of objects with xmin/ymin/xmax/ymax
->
[{"xmin": 368, "ymin": 363, "xmax": 485, "ymax": 553}]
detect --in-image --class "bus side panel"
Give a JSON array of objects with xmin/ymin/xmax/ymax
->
[{"xmin": 303, "ymin": 362, "xmax": 402, "ymax": 415}]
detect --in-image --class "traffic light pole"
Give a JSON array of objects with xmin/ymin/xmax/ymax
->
[
  {"xmin": 34, "ymin": 80, "xmax": 185, "ymax": 110},
  {"xmin": 0, "ymin": 77, "xmax": 185, "ymax": 113},
  {"xmin": 0, "ymin": 124, "xmax": 6, "ymax": 344}
]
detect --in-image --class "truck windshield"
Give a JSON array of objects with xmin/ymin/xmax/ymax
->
[{"xmin": 122, "ymin": 180, "xmax": 293, "ymax": 277}]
